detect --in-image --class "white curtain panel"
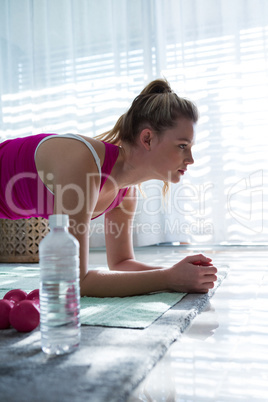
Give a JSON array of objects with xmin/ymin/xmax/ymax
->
[{"xmin": 1, "ymin": 0, "xmax": 268, "ymax": 246}]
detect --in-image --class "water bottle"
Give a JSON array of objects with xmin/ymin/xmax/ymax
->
[{"xmin": 39, "ymin": 214, "xmax": 80, "ymax": 355}]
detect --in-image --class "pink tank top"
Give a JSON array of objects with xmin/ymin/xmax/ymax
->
[{"xmin": 0, "ymin": 134, "xmax": 128, "ymax": 220}]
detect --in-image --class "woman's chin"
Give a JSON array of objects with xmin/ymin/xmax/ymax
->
[
  {"xmin": 170, "ymin": 175, "xmax": 181, "ymax": 184},
  {"xmin": 157, "ymin": 172, "xmax": 182, "ymax": 183}
]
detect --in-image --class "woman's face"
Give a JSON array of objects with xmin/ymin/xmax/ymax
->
[{"xmin": 150, "ymin": 118, "xmax": 195, "ymax": 183}]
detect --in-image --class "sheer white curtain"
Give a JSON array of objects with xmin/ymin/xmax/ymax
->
[{"xmin": 1, "ymin": 0, "xmax": 268, "ymax": 246}]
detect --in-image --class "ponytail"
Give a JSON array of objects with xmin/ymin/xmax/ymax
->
[{"xmin": 95, "ymin": 78, "xmax": 198, "ymax": 145}]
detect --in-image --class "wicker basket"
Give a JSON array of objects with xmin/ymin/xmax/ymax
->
[{"xmin": 0, "ymin": 217, "xmax": 50, "ymax": 263}]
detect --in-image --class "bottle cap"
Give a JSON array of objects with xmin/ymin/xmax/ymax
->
[{"xmin": 49, "ymin": 214, "xmax": 69, "ymax": 228}]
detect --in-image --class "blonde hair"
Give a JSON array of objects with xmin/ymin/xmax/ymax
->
[{"xmin": 95, "ymin": 79, "xmax": 199, "ymax": 196}]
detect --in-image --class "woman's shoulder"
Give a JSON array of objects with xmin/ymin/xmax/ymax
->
[{"xmin": 35, "ymin": 134, "xmax": 105, "ymax": 178}]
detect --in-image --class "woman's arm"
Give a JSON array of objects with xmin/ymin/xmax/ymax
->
[
  {"xmin": 51, "ymin": 140, "xmax": 100, "ymax": 281},
  {"xmin": 91, "ymin": 186, "xmax": 217, "ymax": 297},
  {"xmin": 105, "ymin": 187, "xmax": 163, "ymax": 271},
  {"xmin": 79, "ymin": 254, "xmax": 217, "ymax": 297}
]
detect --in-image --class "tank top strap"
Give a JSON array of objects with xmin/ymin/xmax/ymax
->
[
  {"xmin": 67, "ymin": 134, "xmax": 101, "ymax": 175},
  {"xmin": 34, "ymin": 133, "xmax": 102, "ymax": 176}
]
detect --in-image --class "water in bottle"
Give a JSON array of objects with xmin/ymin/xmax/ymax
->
[{"xmin": 39, "ymin": 214, "xmax": 80, "ymax": 355}]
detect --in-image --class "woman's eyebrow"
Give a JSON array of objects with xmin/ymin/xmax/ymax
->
[{"xmin": 177, "ymin": 138, "xmax": 192, "ymax": 143}]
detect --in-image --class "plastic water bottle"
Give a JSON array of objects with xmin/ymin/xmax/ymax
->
[{"xmin": 39, "ymin": 214, "xmax": 80, "ymax": 355}]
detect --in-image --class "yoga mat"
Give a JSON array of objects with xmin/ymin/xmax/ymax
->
[
  {"xmin": 80, "ymin": 293, "xmax": 186, "ymax": 328},
  {"xmin": 0, "ymin": 260, "xmax": 228, "ymax": 402},
  {"xmin": 0, "ymin": 264, "xmax": 186, "ymax": 328}
]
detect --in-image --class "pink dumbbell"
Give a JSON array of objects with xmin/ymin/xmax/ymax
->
[
  {"xmin": 9, "ymin": 298, "xmax": 40, "ymax": 333},
  {"xmin": 26, "ymin": 289, "xmax": 39, "ymax": 301},
  {"xmin": 0, "ymin": 299, "xmax": 15, "ymax": 329},
  {"xmin": 0, "ymin": 289, "xmax": 28, "ymax": 329},
  {"xmin": 0, "ymin": 289, "xmax": 40, "ymax": 332},
  {"xmin": 3, "ymin": 289, "xmax": 28, "ymax": 303}
]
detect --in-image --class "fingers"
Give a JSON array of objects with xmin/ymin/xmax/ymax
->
[
  {"xmin": 196, "ymin": 269, "xmax": 218, "ymax": 292},
  {"xmin": 203, "ymin": 266, "xmax": 218, "ymax": 275},
  {"xmin": 170, "ymin": 254, "xmax": 218, "ymax": 294},
  {"xmin": 190, "ymin": 261, "xmax": 217, "ymax": 275},
  {"xmin": 186, "ymin": 254, "xmax": 213, "ymax": 265},
  {"xmin": 203, "ymin": 281, "xmax": 215, "ymax": 289},
  {"xmin": 192, "ymin": 260, "xmax": 213, "ymax": 266},
  {"xmin": 186, "ymin": 255, "xmax": 217, "ymax": 275},
  {"xmin": 201, "ymin": 282, "xmax": 215, "ymax": 292},
  {"xmin": 197, "ymin": 280, "xmax": 216, "ymax": 293},
  {"xmin": 202, "ymin": 274, "xmax": 217, "ymax": 283}
]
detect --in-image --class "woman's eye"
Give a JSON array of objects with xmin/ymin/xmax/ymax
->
[{"xmin": 179, "ymin": 144, "xmax": 187, "ymax": 149}]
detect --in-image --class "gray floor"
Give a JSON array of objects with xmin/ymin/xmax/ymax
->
[{"xmin": 128, "ymin": 245, "xmax": 268, "ymax": 401}]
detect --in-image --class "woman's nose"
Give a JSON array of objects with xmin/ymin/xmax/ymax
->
[{"xmin": 185, "ymin": 151, "xmax": 194, "ymax": 165}]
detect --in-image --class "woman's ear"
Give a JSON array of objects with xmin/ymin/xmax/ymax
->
[{"xmin": 139, "ymin": 128, "xmax": 154, "ymax": 150}]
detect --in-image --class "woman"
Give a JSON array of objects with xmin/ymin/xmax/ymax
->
[{"xmin": 0, "ymin": 79, "xmax": 217, "ymax": 297}]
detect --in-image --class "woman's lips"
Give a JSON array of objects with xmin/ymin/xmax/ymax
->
[{"xmin": 178, "ymin": 170, "xmax": 186, "ymax": 175}]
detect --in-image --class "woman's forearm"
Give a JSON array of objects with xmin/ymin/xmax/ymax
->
[
  {"xmin": 109, "ymin": 258, "xmax": 163, "ymax": 272},
  {"xmin": 80, "ymin": 268, "xmax": 169, "ymax": 297},
  {"xmin": 80, "ymin": 254, "xmax": 218, "ymax": 297}
]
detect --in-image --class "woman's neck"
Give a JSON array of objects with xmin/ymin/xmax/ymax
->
[{"xmin": 111, "ymin": 143, "xmax": 154, "ymax": 188}]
